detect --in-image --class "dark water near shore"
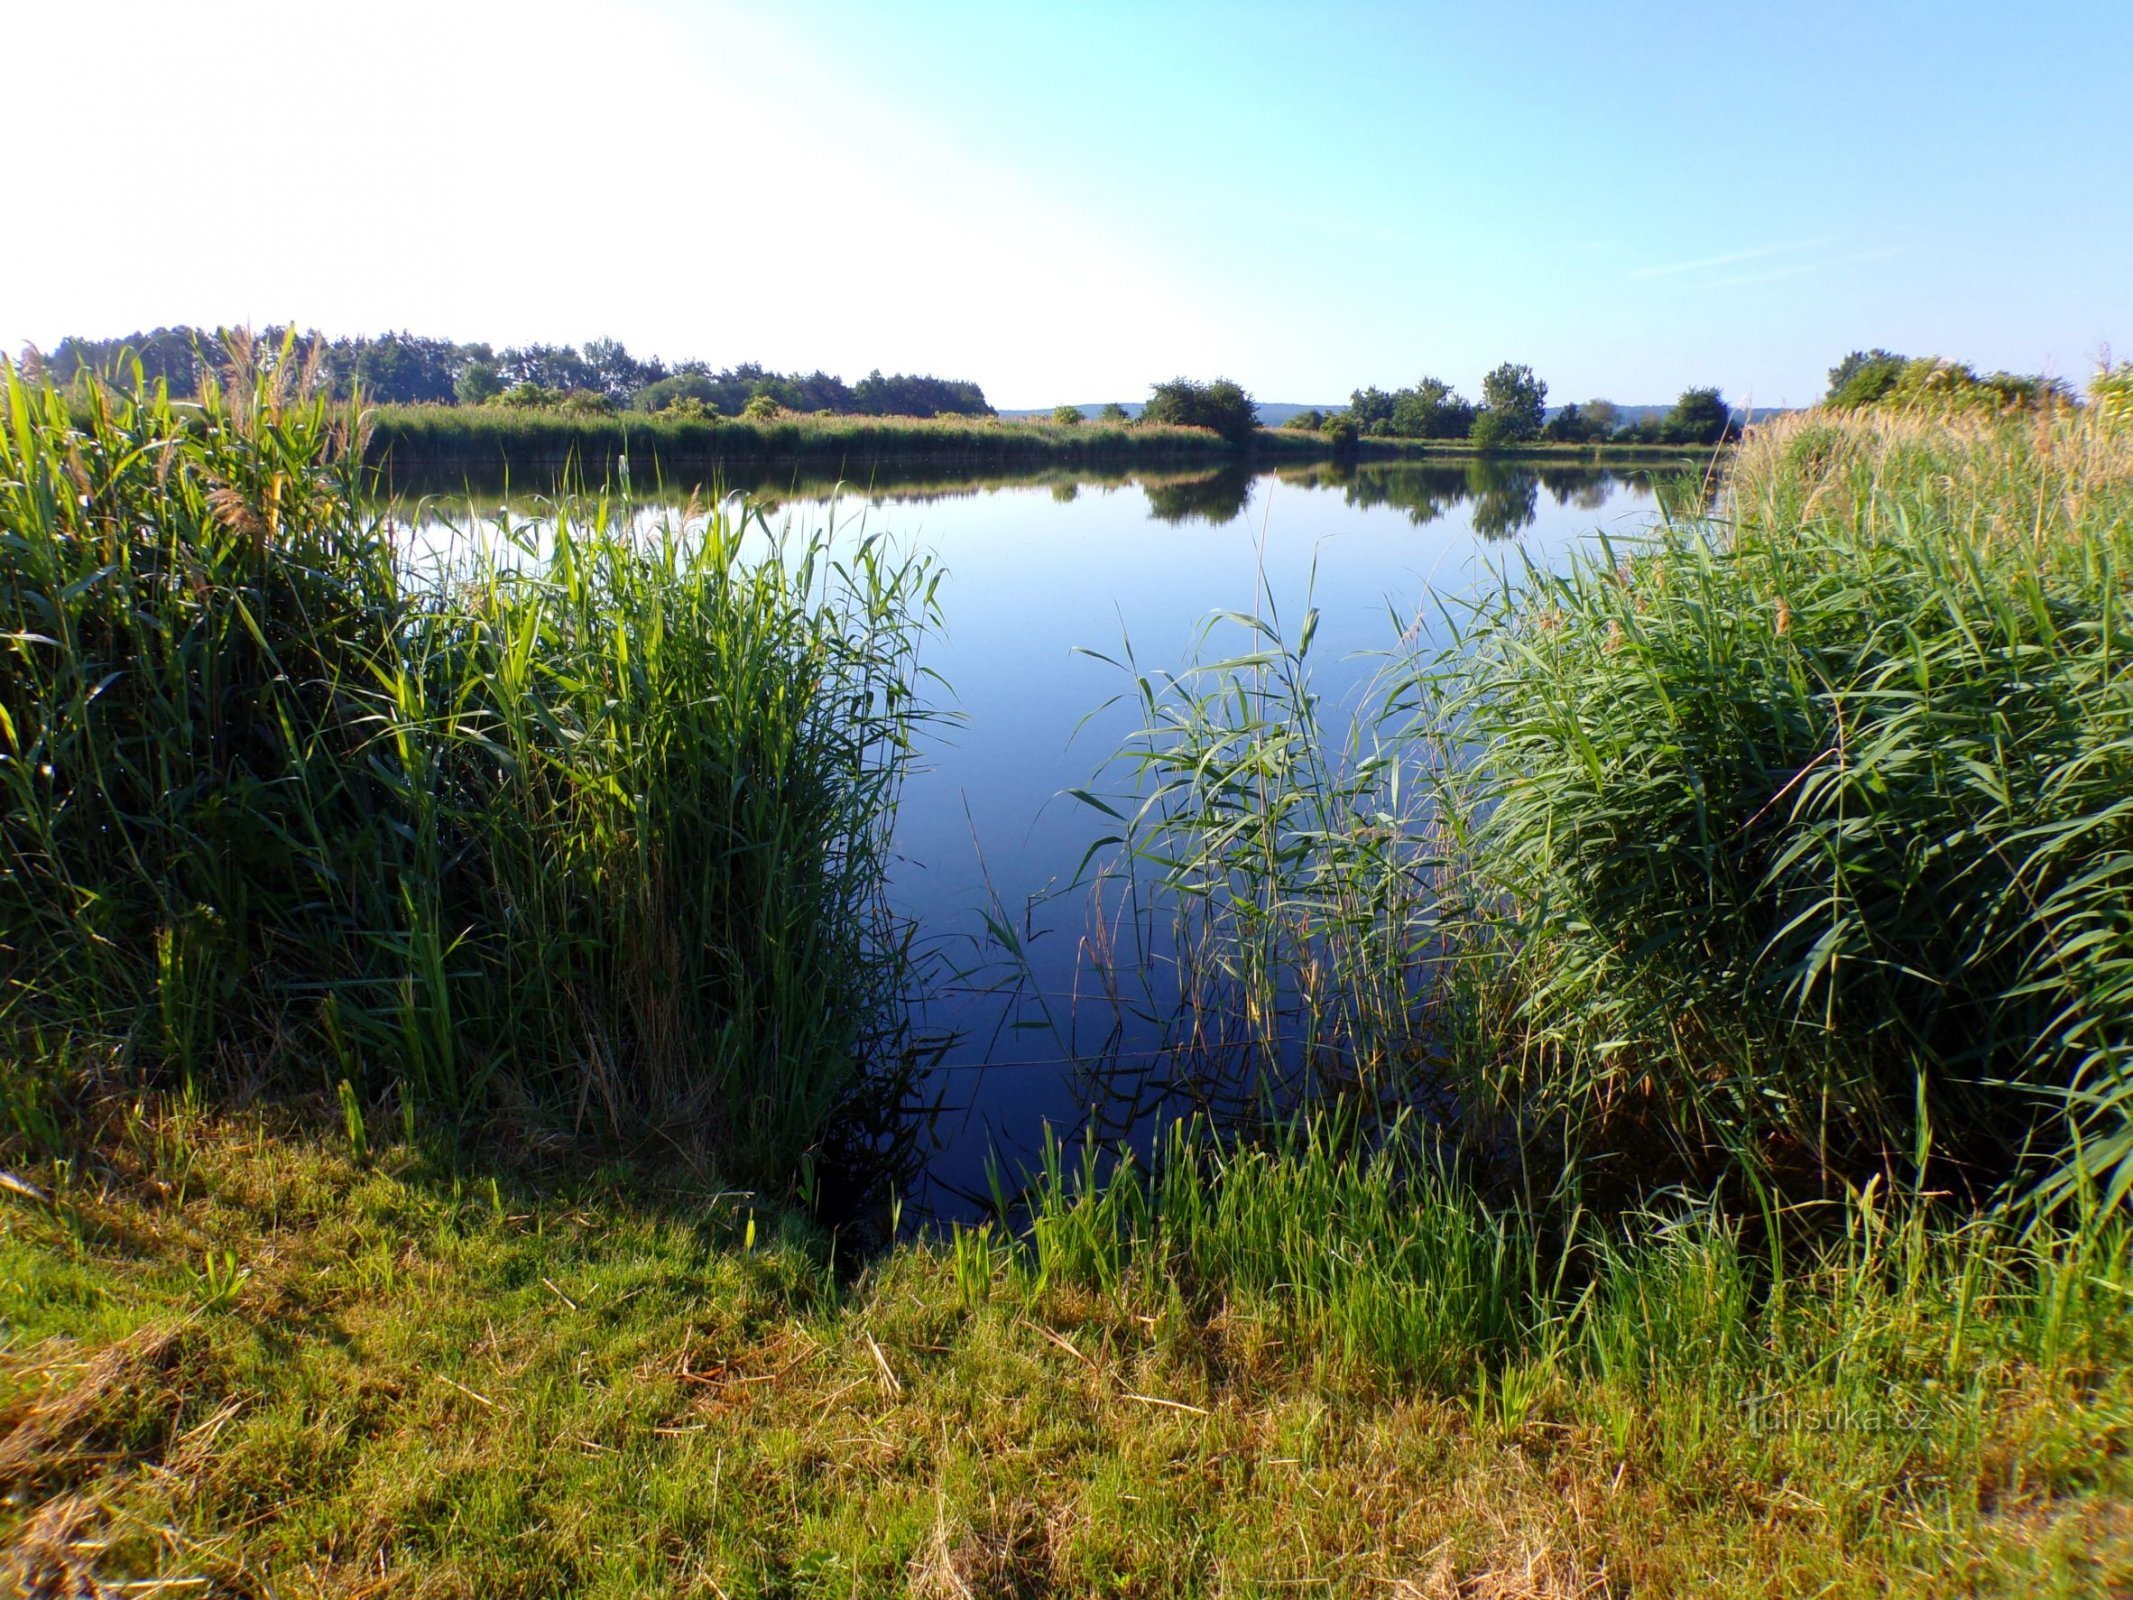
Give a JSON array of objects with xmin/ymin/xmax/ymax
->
[{"xmin": 406, "ymin": 459, "xmax": 1669, "ymax": 1212}]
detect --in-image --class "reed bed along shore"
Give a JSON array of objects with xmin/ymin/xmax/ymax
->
[
  {"xmin": 362, "ymin": 404, "xmax": 1706, "ymax": 493},
  {"xmin": 1047, "ymin": 403, "xmax": 2133, "ymax": 1210},
  {"xmin": 1443, "ymin": 405, "xmax": 2133, "ymax": 1209},
  {"xmin": 0, "ymin": 360, "xmax": 936, "ymax": 1195},
  {"xmin": 5, "ymin": 377, "xmax": 2132, "ymax": 1595},
  {"xmin": 366, "ymin": 407, "xmax": 1262, "ymax": 490}
]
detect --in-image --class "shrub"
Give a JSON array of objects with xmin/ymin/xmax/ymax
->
[
  {"xmin": 1052, "ymin": 404, "xmax": 1085, "ymax": 426},
  {"xmin": 1142, "ymin": 378, "xmax": 1260, "ymax": 445},
  {"xmin": 1826, "ymin": 349, "xmax": 1907, "ymax": 408},
  {"xmin": 557, "ymin": 388, "xmax": 616, "ymax": 416},
  {"xmin": 1467, "ymin": 410, "xmax": 1515, "ymax": 452},
  {"xmin": 1830, "ymin": 354, "xmax": 2072, "ymax": 417},
  {"xmin": 2095, "ymin": 361, "xmax": 2133, "ymax": 430}
]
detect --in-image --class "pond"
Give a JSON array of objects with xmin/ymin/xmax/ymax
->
[
  {"xmin": 768, "ymin": 459, "xmax": 1666, "ymax": 1211},
  {"xmin": 404, "ymin": 457, "xmax": 1673, "ymax": 1213}
]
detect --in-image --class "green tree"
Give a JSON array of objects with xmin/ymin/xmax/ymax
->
[
  {"xmin": 852, "ymin": 369, "xmax": 992, "ymax": 416},
  {"xmin": 496, "ymin": 382, "xmax": 561, "ymax": 409},
  {"xmin": 455, "ymin": 360, "xmax": 504, "ymax": 405},
  {"xmin": 1542, "ymin": 402, "xmax": 1592, "ymax": 443},
  {"xmin": 1346, "ymin": 386, "xmax": 1396, "ymax": 435},
  {"xmin": 1582, "ymin": 398, "xmax": 1621, "ymax": 437},
  {"xmin": 1826, "ymin": 349, "xmax": 1907, "ymax": 407},
  {"xmin": 1099, "ymin": 401, "xmax": 1132, "ymax": 424},
  {"xmin": 1479, "ymin": 362, "xmax": 1547, "ymax": 440},
  {"xmin": 1388, "ymin": 377, "xmax": 1475, "ymax": 439},
  {"xmin": 1662, "ymin": 387, "xmax": 1733, "ymax": 445},
  {"xmin": 1468, "ymin": 410, "xmax": 1515, "ymax": 452},
  {"xmin": 1052, "ymin": 403, "xmax": 1085, "ymax": 425},
  {"xmin": 1283, "ymin": 408, "xmax": 1325, "ymax": 431},
  {"xmin": 582, "ymin": 337, "xmax": 663, "ymax": 402},
  {"xmin": 1142, "ymin": 377, "xmax": 1260, "ymax": 444}
]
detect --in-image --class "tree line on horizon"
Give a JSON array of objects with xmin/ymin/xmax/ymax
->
[
  {"xmin": 1282, "ymin": 364, "xmax": 1738, "ymax": 450},
  {"xmin": 18, "ymin": 327, "xmax": 996, "ymax": 421},
  {"xmin": 23, "ymin": 327, "xmax": 2099, "ymax": 445}
]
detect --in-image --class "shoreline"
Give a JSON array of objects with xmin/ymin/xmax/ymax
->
[{"xmin": 363, "ymin": 404, "xmax": 1714, "ymax": 491}]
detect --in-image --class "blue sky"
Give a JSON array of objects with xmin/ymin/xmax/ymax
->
[{"xmin": 3, "ymin": 0, "xmax": 2126, "ymax": 407}]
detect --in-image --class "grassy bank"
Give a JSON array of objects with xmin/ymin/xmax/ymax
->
[
  {"xmin": 363, "ymin": 404, "xmax": 1707, "ymax": 493},
  {"xmin": 7, "ymin": 378, "xmax": 2133, "ymax": 1594},
  {"xmin": 365, "ymin": 408, "xmax": 1259, "ymax": 491},
  {"xmin": 5, "ymin": 1100, "xmax": 2128, "ymax": 1597}
]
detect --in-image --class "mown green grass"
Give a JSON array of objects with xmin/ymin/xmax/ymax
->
[{"xmin": 5, "ymin": 1101, "xmax": 2130, "ymax": 1598}]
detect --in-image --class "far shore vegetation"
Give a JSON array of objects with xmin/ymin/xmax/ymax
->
[
  {"xmin": 5, "ymin": 336, "xmax": 2130, "ymax": 1595},
  {"xmin": 24, "ymin": 329, "xmax": 1754, "ymax": 485}
]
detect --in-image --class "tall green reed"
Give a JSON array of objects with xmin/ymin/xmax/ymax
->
[
  {"xmin": 1061, "ymin": 568, "xmax": 1467, "ymax": 1135},
  {"xmin": 0, "ymin": 354, "xmax": 937, "ymax": 1192},
  {"xmin": 1438, "ymin": 409, "xmax": 2133, "ymax": 1207}
]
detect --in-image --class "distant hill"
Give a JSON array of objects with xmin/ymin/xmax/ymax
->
[{"xmin": 1546, "ymin": 403, "xmax": 1792, "ymax": 426}]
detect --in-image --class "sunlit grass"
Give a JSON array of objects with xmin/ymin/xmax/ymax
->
[{"xmin": 4, "ymin": 1102, "xmax": 2128, "ymax": 1597}]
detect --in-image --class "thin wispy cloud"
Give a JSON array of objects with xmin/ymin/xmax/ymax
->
[
  {"xmin": 1710, "ymin": 263, "xmax": 1824, "ymax": 289},
  {"xmin": 1631, "ymin": 238, "xmax": 1835, "ymax": 280},
  {"xmin": 1710, "ymin": 247, "xmax": 1902, "ymax": 290}
]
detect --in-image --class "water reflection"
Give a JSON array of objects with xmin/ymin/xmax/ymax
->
[
  {"xmin": 395, "ymin": 458, "xmax": 1678, "ymax": 540},
  {"xmin": 1143, "ymin": 464, "xmax": 1256, "ymax": 525},
  {"xmin": 1276, "ymin": 460, "xmax": 1689, "ymax": 540}
]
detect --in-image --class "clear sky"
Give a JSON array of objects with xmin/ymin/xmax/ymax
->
[{"xmin": 3, "ymin": 0, "xmax": 2127, "ymax": 408}]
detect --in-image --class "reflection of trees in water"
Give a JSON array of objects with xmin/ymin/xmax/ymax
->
[
  {"xmin": 1323, "ymin": 461, "xmax": 1623, "ymax": 538},
  {"xmin": 1539, "ymin": 465, "xmax": 1621, "ymax": 510},
  {"xmin": 1339, "ymin": 465, "xmax": 1469, "ymax": 526},
  {"xmin": 1143, "ymin": 465, "xmax": 1255, "ymax": 525},
  {"xmin": 1465, "ymin": 461, "xmax": 1540, "ymax": 540}
]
